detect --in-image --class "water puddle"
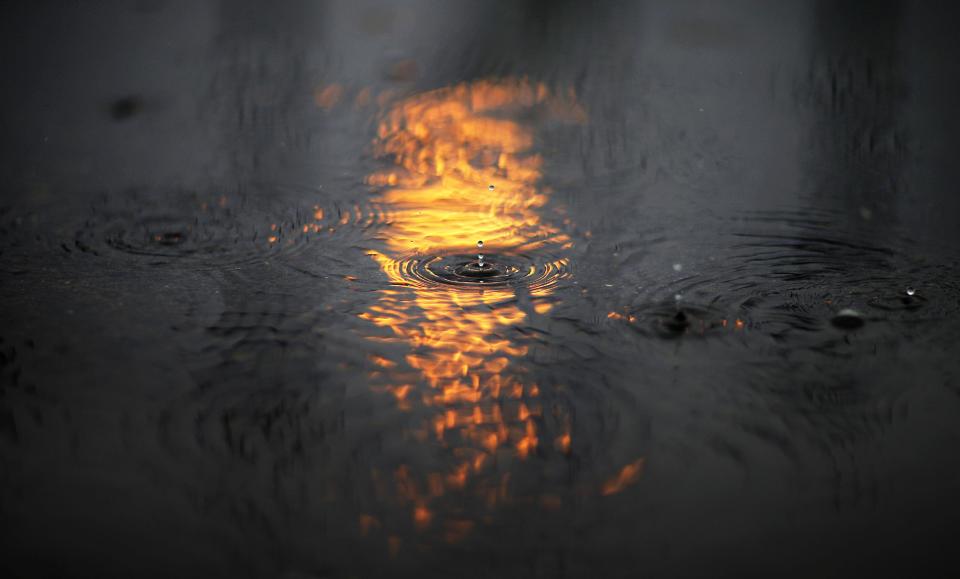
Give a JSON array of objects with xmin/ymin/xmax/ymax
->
[{"xmin": 6, "ymin": 4, "xmax": 960, "ymax": 574}]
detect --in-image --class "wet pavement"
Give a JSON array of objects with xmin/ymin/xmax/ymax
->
[{"xmin": 3, "ymin": 1, "xmax": 960, "ymax": 577}]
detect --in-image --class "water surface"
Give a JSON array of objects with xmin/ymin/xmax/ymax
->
[{"xmin": 3, "ymin": 1, "xmax": 960, "ymax": 577}]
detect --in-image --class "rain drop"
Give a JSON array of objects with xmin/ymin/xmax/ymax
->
[
  {"xmin": 674, "ymin": 293, "xmax": 683, "ymax": 302},
  {"xmin": 488, "ymin": 184, "xmax": 495, "ymax": 191},
  {"xmin": 831, "ymin": 308, "xmax": 865, "ymax": 330},
  {"xmin": 672, "ymin": 263, "xmax": 683, "ymax": 272},
  {"xmin": 477, "ymin": 240, "xmax": 484, "ymax": 249},
  {"xmin": 906, "ymin": 287, "xmax": 916, "ymax": 296}
]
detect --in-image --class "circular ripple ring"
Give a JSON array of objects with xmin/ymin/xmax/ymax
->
[{"xmin": 390, "ymin": 253, "xmax": 570, "ymax": 293}]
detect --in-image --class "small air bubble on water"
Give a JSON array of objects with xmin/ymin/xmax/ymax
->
[
  {"xmin": 906, "ymin": 286, "xmax": 916, "ymax": 296},
  {"xmin": 488, "ymin": 184, "xmax": 495, "ymax": 191}
]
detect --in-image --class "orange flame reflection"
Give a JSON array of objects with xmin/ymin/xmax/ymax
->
[
  {"xmin": 366, "ymin": 79, "xmax": 584, "ymax": 255},
  {"xmin": 601, "ymin": 458, "xmax": 646, "ymax": 496},
  {"xmin": 359, "ymin": 79, "xmax": 589, "ymax": 546}
]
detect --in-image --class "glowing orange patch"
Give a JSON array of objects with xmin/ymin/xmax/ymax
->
[
  {"xmin": 356, "ymin": 78, "xmax": 587, "ymax": 535},
  {"xmin": 601, "ymin": 458, "xmax": 646, "ymax": 496},
  {"xmin": 413, "ymin": 504, "xmax": 432, "ymax": 530}
]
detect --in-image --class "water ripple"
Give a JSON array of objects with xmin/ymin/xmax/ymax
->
[{"xmin": 375, "ymin": 251, "xmax": 571, "ymax": 293}]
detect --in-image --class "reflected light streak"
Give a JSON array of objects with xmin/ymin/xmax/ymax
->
[
  {"xmin": 350, "ymin": 78, "xmax": 641, "ymax": 550},
  {"xmin": 362, "ymin": 78, "xmax": 580, "ymax": 474}
]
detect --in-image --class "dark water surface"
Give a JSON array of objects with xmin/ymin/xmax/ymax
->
[{"xmin": 3, "ymin": 1, "xmax": 960, "ymax": 577}]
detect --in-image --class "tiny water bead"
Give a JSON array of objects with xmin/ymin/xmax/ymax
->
[
  {"xmin": 831, "ymin": 308, "xmax": 865, "ymax": 330},
  {"xmin": 455, "ymin": 239, "xmax": 494, "ymax": 278}
]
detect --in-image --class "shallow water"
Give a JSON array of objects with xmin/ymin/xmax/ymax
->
[{"xmin": 3, "ymin": 1, "xmax": 960, "ymax": 577}]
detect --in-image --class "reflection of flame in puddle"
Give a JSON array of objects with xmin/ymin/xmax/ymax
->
[
  {"xmin": 365, "ymin": 79, "xmax": 583, "ymax": 254},
  {"xmin": 352, "ymin": 78, "xmax": 641, "ymax": 551}
]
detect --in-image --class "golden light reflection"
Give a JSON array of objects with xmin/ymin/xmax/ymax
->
[
  {"xmin": 601, "ymin": 458, "xmax": 646, "ymax": 496},
  {"xmin": 345, "ymin": 78, "xmax": 643, "ymax": 551},
  {"xmin": 365, "ymin": 79, "xmax": 584, "ymax": 255},
  {"xmin": 354, "ymin": 79, "xmax": 585, "ymax": 545}
]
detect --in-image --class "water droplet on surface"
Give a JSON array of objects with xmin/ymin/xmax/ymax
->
[
  {"xmin": 831, "ymin": 308, "xmax": 865, "ymax": 330},
  {"xmin": 906, "ymin": 287, "xmax": 916, "ymax": 296},
  {"xmin": 488, "ymin": 184, "xmax": 495, "ymax": 191}
]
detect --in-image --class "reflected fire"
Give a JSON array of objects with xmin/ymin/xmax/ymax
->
[
  {"xmin": 362, "ymin": 77, "xmax": 581, "ymax": 465},
  {"xmin": 364, "ymin": 79, "xmax": 584, "ymax": 254},
  {"xmin": 350, "ymin": 78, "xmax": 641, "ymax": 548}
]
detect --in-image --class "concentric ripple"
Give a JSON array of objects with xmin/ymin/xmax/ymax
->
[
  {"xmin": 68, "ymin": 190, "xmax": 395, "ymax": 269},
  {"xmin": 101, "ymin": 213, "xmax": 230, "ymax": 258},
  {"xmin": 375, "ymin": 251, "xmax": 571, "ymax": 292}
]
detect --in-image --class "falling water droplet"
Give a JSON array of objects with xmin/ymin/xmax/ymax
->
[
  {"xmin": 672, "ymin": 263, "xmax": 683, "ymax": 272},
  {"xmin": 906, "ymin": 286, "xmax": 916, "ymax": 296},
  {"xmin": 488, "ymin": 184, "xmax": 495, "ymax": 191},
  {"xmin": 477, "ymin": 240, "xmax": 484, "ymax": 249},
  {"xmin": 674, "ymin": 293, "xmax": 682, "ymax": 302}
]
